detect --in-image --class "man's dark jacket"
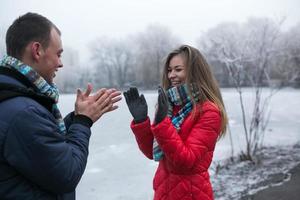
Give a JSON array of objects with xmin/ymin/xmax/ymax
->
[{"xmin": 0, "ymin": 68, "xmax": 93, "ymax": 199}]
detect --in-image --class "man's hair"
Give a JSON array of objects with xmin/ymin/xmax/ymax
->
[{"xmin": 6, "ymin": 12, "xmax": 61, "ymax": 59}]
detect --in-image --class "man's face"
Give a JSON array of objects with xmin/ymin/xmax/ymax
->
[{"xmin": 36, "ymin": 28, "xmax": 63, "ymax": 84}]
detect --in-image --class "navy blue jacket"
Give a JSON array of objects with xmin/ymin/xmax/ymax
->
[{"xmin": 0, "ymin": 71, "xmax": 93, "ymax": 199}]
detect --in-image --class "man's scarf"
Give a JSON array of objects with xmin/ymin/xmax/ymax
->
[
  {"xmin": 153, "ymin": 84, "xmax": 199, "ymax": 161},
  {"xmin": 0, "ymin": 55, "xmax": 66, "ymax": 134}
]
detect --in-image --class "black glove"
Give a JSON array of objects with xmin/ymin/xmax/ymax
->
[
  {"xmin": 154, "ymin": 86, "xmax": 169, "ymax": 124},
  {"xmin": 123, "ymin": 87, "xmax": 148, "ymax": 123}
]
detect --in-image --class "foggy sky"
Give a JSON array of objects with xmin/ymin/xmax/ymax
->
[{"xmin": 0, "ymin": 0, "xmax": 299, "ymax": 62}]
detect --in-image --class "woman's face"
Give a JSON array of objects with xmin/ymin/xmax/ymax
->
[{"xmin": 167, "ymin": 54, "xmax": 186, "ymax": 87}]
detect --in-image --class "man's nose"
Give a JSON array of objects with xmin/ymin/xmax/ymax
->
[{"xmin": 58, "ymin": 59, "xmax": 63, "ymax": 68}]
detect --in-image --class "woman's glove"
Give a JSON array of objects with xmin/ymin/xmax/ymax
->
[
  {"xmin": 154, "ymin": 86, "xmax": 169, "ymax": 124},
  {"xmin": 123, "ymin": 87, "xmax": 148, "ymax": 123}
]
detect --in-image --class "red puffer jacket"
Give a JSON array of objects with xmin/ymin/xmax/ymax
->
[{"xmin": 131, "ymin": 101, "xmax": 221, "ymax": 200}]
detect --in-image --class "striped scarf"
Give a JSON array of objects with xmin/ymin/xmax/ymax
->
[
  {"xmin": 153, "ymin": 84, "xmax": 199, "ymax": 161},
  {"xmin": 0, "ymin": 55, "xmax": 66, "ymax": 134}
]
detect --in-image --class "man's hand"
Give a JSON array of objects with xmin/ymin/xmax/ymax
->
[
  {"xmin": 75, "ymin": 83, "xmax": 122, "ymax": 122},
  {"xmin": 123, "ymin": 87, "xmax": 148, "ymax": 123},
  {"xmin": 154, "ymin": 86, "xmax": 169, "ymax": 124},
  {"xmin": 103, "ymin": 88, "xmax": 122, "ymax": 113}
]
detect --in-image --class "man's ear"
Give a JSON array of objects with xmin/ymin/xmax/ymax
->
[{"xmin": 31, "ymin": 42, "xmax": 43, "ymax": 61}]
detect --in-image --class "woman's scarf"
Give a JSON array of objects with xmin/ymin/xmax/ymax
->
[
  {"xmin": 0, "ymin": 55, "xmax": 66, "ymax": 134},
  {"xmin": 153, "ymin": 84, "xmax": 199, "ymax": 161}
]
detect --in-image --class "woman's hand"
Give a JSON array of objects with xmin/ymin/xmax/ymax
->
[
  {"xmin": 123, "ymin": 87, "xmax": 148, "ymax": 123},
  {"xmin": 154, "ymin": 86, "xmax": 169, "ymax": 124}
]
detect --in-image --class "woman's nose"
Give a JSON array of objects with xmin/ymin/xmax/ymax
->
[{"xmin": 168, "ymin": 70, "xmax": 176, "ymax": 79}]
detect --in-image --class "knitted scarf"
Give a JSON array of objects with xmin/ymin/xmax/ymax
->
[
  {"xmin": 0, "ymin": 55, "xmax": 66, "ymax": 134},
  {"xmin": 153, "ymin": 84, "xmax": 200, "ymax": 161}
]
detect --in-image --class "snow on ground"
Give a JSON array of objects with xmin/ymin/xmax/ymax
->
[
  {"xmin": 58, "ymin": 88, "xmax": 300, "ymax": 200},
  {"xmin": 211, "ymin": 144, "xmax": 300, "ymax": 200}
]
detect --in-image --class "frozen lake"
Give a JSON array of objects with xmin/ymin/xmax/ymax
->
[{"xmin": 58, "ymin": 88, "xmax": 300, "ymax": 200}]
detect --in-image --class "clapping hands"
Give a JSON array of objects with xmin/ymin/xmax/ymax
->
[{"xmin": 75, "ymin": 83, "xmax": 122, "ymax": 122}]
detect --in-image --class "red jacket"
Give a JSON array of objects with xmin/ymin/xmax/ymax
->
[{"xmin": 131, "ymin": 101, "xmax": 221, "ymax": 200}]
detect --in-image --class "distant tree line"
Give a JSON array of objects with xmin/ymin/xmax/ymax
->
[{"xmin": 1, "ymin": 18, "xmax": 299, "ymax": 93}]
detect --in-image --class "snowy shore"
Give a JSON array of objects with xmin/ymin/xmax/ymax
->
[{"xmin": 211, "ymin": 143, "xmax": 300, "ymax": 200}]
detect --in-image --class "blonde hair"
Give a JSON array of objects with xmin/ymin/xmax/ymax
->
[{"xmin": 162, "ymin": 45, "xmax": 228, "ymax": 137}]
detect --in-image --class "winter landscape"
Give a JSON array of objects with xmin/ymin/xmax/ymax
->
[
  {"xmin": 58, "ymin": 88, "xmax": 300, "ymax": 200},
  {"xmin": 1, "ymin": 1, "xmax": 299, "ymax": 199}
]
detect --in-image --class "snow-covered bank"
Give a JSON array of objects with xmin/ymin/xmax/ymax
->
[{"xmin": 211, "ymin": 144, "xmax": 300, "ymax": 200}]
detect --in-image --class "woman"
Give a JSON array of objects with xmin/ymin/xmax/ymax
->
[{"xmin": 124, "ymin": 45, "xmax": 228, "ymax": 200}]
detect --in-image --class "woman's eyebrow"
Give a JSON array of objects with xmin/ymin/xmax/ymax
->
[{"xmin": 168, "ymin": 65, "xmax": 183, "ymax": 68}]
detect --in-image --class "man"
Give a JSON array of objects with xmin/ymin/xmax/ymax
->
[{"xmin": 0, "ymin": 12, "xmax": 122, "ymax": 199}]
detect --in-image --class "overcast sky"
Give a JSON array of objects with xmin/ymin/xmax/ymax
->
[{"xmin": 1, "ymin": 0, "xmax": 299, "ymax": 61}]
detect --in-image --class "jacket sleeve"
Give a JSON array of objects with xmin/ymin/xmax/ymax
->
[
  {"xmin": 130, "ymin": 117, "xmax": 154, "ymax": 160},
  {"xmin": 4, "ymin": 105, "xmax": 91, "ymax": 194},
  {"xmin": 64, "ymin": 111, "xmax": 74, "ymax": 130},
  {"xmin": 64, "ymin": 111, "xmax": 93, "ymax": 131},
  {"xmin": 151, "ymin": 106, "xmax": 221, "ymax": 170}
]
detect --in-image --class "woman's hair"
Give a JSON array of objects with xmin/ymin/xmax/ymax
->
[{"xmin": 162, "ymin": 44, "xmax": 228, "ymax": 136}]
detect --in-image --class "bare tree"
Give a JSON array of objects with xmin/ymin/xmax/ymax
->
[
  {"xmin": 89, "ymin": 25, "xmax": 180, "ymax": 89},
  {"xmin": 199, "ymin": 18, "xmax": 285, "ymax": 161},
  {"xmin": 90, "ymin": 37, "xmax": 135, "ymax": 88},
  {"xmin": 55, "ymin": 46, "xmax": 82, "ymax": 93},
  {"xmin": 134, "ymin": 24, "xmax": 181, "ymax": 88},
  {"xmin": 270, "ymin": 22, "xmax": 300, "ymax": 87}
]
